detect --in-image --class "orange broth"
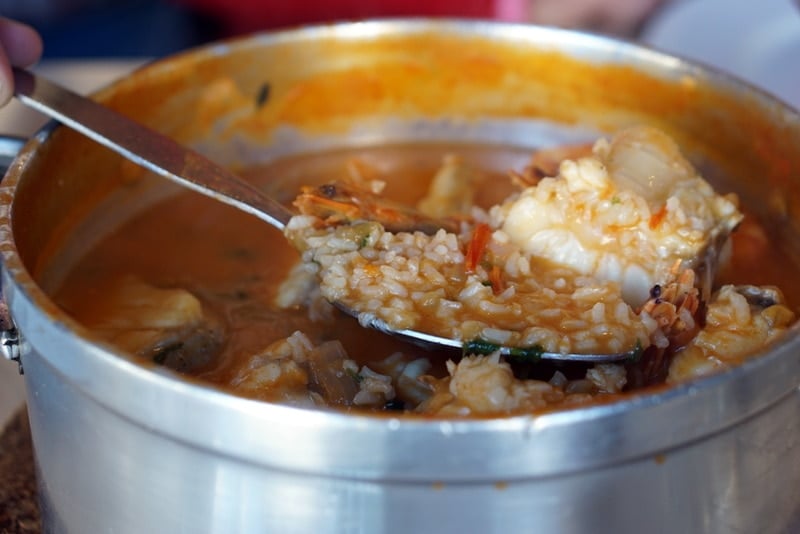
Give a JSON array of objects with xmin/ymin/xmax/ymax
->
[{"xmin": 51, "ymin": 143, "xmax": 799, "ymax": 396}]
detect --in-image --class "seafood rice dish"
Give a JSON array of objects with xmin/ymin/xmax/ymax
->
[{"xmin": 58, "ymin": 126, "xmax": 796, "ymax": 416}]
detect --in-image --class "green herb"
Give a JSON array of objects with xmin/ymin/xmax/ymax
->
[
  {"xmin": 346, "ymin": 368, "xmax": 363, "ymax": 383},
  {"xmin": 625, "ymin": 339, "xmax": 645, "ymax": 364},
  {"xmin": 334, "ymin": 221, "xmax": 380, "ymax": 249},
  {"xmin": 463, "ymin": 338, "xmax": 544, "ymax": 363},
  {"xmin": 505, "ymin": 345, "xmax": 545, "ymax": 363},
  {"xmin": 463, "ymin": 338, "xmax": 500, "ymax": 355},
  {"xmin": 611, "ymin": 196, "xmax": 621, "ymax": 204}
]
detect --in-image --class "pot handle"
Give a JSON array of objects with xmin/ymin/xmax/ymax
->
[
  {"xmin": 0, "ymin": 136, "xmax": 26, "ymax": 373},
  {"xmin": 0, "ymin": 136, "xmax": 24, "ymax": 173}
]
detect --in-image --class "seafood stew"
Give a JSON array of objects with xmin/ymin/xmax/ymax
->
[{"xmin": 52, "ymin": 129, "xmax": 797, "ymax": 417}]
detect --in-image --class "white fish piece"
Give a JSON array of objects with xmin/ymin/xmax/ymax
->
[
  {"xmin": 85, "ymin": 274, "xmax": 223, "ymax": 372},
  {"xmin": 494, "ymin": 126, "xmax": 743, "ymax": 306}
]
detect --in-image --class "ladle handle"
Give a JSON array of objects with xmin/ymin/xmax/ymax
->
[{"xmin": 12, "ymin": 68, "xmax": 292, "ymax": 229}]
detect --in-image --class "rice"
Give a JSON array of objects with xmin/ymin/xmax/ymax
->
[
  {"xmin": 282, "ymin": 126, "xmax": 749, "ymax": 360},
  {"xmin": 286, "ymin": 217, "xmax": 651, "ymax": 356}
]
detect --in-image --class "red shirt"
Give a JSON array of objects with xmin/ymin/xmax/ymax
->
[{"xmin": 178, "ymin": 0, "xmax": 527, "ymax": 35}]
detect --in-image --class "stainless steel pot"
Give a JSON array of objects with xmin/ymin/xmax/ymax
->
[{"xmin": 2, "ymin": 20, "xmax": 800, "ymax": 533}]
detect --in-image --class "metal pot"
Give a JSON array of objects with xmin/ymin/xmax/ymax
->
[{"xmin": 2, "ymin": 20, "xmax": 800, "ymax": 533}]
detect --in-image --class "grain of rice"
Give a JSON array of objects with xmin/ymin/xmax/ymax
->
[
  {"xmin": 591, "ymin": 302, "xmax": 606, "ymax": 324},
  {"xmin": 652, "ymin": 329, "xmax": 669, "ymax": 348},
  {"xmin": 458, "ymin": 278, "xmax": 490, "ymax": 300},
  {"xmin": 537, "ymin": 308, "xmax": 562, "ymax": 318},
  {"xmin": 437, "ymin": 300, "xmax": 462, "ymax": 313},
  {"xmin": 615, "ymin": 301, "xmax": 631, "ymax": 323},
  {"xmin": 504, "ymin": 255, "xmax": 519, "ymax": 277},
  {"xmin": 607, "ymin": 338, "xmax": 623, "ymax": 353},
  {"xmin": 561, "ymin": 319, "xmax": 589, "ymax": 331},
  {"xmin": 541, "ymin": 288, "xmax": 558, "ymax": 300},
  {"xmin": 729, "ymin": 290, "xmax": 751, "ymax": 324},
  {"xmin": 421, "ymin": 263, "xmax": 446, "ymax": 286},
  {"xmin": 678, "ymin": 306, "xmax": 695, "ymax": 330},
  {"xmin": 480, "ymin": 328, "xmax": 514, "ymax": 344},
  {"xmin": 590, "ymin": 323, "xmax": 611, "ymax": 336},
  {"xmin": 479, "ymin": 300, "xmax": 520, "ymax": 315}
]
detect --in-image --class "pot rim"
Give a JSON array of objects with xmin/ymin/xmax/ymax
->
[{"xmin": 3, "ymin": 19, "xmax": 800, "ymax": 481}]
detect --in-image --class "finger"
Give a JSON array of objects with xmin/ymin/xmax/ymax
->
[
  {"xmin": 0, "ymin": 45, "xmax": 12, "ymax": 107},
  {"xmin": 0, "ymin": 17, "xmax": 43, "ymax": 67},
  {"xmin": 0, "ymin": 18, "xmax": 42, "ymax": 107}
]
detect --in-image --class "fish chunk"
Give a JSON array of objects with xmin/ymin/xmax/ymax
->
[
  {"xmin": 84, "ymin": 275, "xmax": 224, "ymax": 372},
  {"xmin": 494, "ymin": 126, "xmax": 743, "ymax": 306}
]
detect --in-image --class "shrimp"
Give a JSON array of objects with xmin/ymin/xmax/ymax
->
[
  {"xmin": 640, "ymin": 266, "xmax": 701, "ymax": 345},
  {"xmin": 627, "ymin": 267, "xmax": 703, "ymax": 386},
  {"xmin": 293, "ymin": 179, "xmax": 461, "ymax": 235}
]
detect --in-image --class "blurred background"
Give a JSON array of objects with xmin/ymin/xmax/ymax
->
[
  {"xmin": 0, "ymin": 0, "xmax": 671, "ymax": 138},
  {"xmin": 0, "ymin": 0, "xmax": 797, "ymax": 91},
  {"xmin": 0, "ymin": 0, "xmax": 797, "ymax": 134},
  {"xmin": 2, "ymin": 0, "xmax": 219, "ymax": 58},
  {"xmin": 2, "ymin": 0, "xmax": 670, "ymax": 59}
]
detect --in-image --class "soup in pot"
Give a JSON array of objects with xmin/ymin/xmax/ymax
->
[{"xmin": 52, "ymin": 127, "xmax": 798, "ymax": 416}]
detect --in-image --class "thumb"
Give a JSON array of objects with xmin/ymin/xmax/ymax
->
[
  {"xmin": 0, "ymin": 46, "xmax": 10, "ymax": 107},
  {"xmin": 0, "ymin": 18, "xmax": 43, "ymax": 107}
]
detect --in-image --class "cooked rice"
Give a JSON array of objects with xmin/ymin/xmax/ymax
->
[
  {"xmin": 283, "ymin": 127, "xmax": 751, "ymax": 358},
  {"xmin": 287, "ymin": 215, "xmax": 657, "ymax": 356}
]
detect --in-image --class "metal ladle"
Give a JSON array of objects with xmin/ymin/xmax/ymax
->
[{"xmin": 12, "ymin": 68, "xmax": 639, "ymax": 364}]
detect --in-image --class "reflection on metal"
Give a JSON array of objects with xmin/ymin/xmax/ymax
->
[
  {"xmin": 0, "ymin": 136, "xmax": 24, "ymax": 179},
  {"xmin": 0, "ymin": 326, "xmax": 21, "ymax": 374}
]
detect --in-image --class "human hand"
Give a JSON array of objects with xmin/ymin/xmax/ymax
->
[{"xmin": 0, "ymin": 17, "xmax": 43, "ymax": 107}]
